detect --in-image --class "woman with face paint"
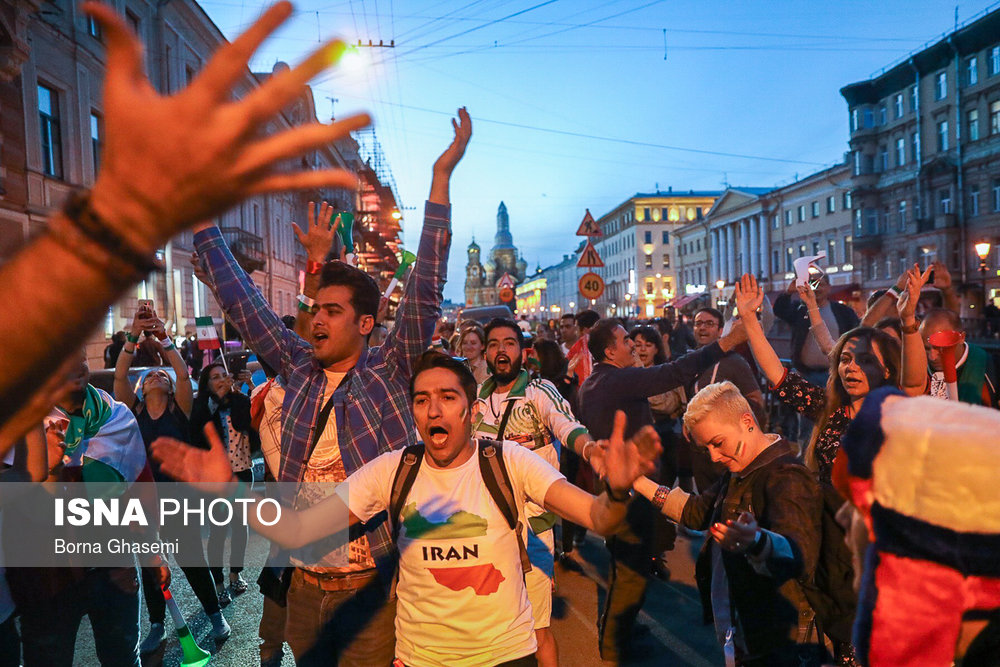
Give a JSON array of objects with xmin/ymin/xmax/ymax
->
[{"xmin": 734, "ymin": 271, "xmax": 929, "ymax": 482}]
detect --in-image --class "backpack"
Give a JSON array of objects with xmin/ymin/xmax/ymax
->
[
  {"xmin": 388, "ymin": 439, "xmax": 532, "ymax": 573},
  {"xmin": 750, "ymin": 460, "xmax": 858, "ymax": 644}
]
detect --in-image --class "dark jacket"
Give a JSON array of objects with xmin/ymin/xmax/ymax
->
[
  {"xmin": 773, "ymin": 293, "xmax": 859, "ymax": 373},
  {"xmin": 680, "ymin": 439, "xmax": 822, "ymax": 658},
  {"xmin": 189, "ymin": 391, "xmax": 258, "ymax": 453},
  {"xmin": 578, "ymin": 343, "xmax": 725, "ymax": 440}
]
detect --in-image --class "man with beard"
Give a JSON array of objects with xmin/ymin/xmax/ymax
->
[
  {"xmin": 472, "ymin": 318, "xmax": 602, "ymax": 667},
  {"xmin": 920, "ymin": 308, "xmax": 999, "ymax": 407}
]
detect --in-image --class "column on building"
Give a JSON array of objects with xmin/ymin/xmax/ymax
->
[
  {"xmin": 739, "ymin": 219, "xmax": 751, "ymax": 277},
  {"xmin": 757, "ymin": 215, "xmax": 769, "ymax": 278},
  {"xmin": 711, "ymin": 229, "xmax": 720, "ymax": 284},
  {"xmin": 749, "ymin": 216, "xmax": 760, "ymax": 277},
  {"xmin": 725, "ymin": 224, "xmax": 736, "ymax": 283}
]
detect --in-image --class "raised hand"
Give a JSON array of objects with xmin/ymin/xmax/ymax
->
[
  {"xmin": 796, "ymin": 282, "xmax": 819, "ymax": 311},
  {"xmin": 602, "ymin": 411, "xmax": 662, "ymax": 495},
  {"xmin": 711, "ymin": 511, "xmax": 759, "ymax": 553},
  {"xmin": 151, "ymin": 422, "xmax": 236, "ymax": 495},
  {"xmin": 931, "ymin": 260, "xmax": 952, "ymax": 291},
  {"xmin": 292, "ymin": 201, "xmax": 340, "ymax": 264},
  {"xmin": 83, "ymin": 1, "xmax": 371, "ymax": 256},
  {"xmin": 433, "ymin": 107, "xmax": 472, "ymax": 177},
  {"xmin": 897, "ymin": 263, "xmax": 932, "ymax": 325},
  {"xmin": 734, "ymin": 274, "xmax": 764, "ymax": 322}
]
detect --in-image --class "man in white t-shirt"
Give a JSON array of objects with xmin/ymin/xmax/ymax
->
[{"xmin": 153, "ymin": 351, "xmax": 661, "ymax": 667}]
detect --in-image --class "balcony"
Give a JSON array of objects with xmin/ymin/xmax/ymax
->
[
  {"xmin": 220, "ymin": 227, "xmax": 265, "ymax": 273},
  {"xmin": 853, "ymin": 235, "xmax": 882, "ymax": 254},
  {"xmin": 916, "ymin": 218, "xmax": 935, "ymax": 233}
]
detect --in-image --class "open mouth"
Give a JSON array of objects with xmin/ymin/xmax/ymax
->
[
  {"xmin": 495, "ymin": 355, "xmax": 510, "ymax": 367},
  {"xmin": 427, "ymin": 425, "xmax": 449, "ymax": 446},
  {"xmin": 313, "ymin": 331, "xmax": 329, "ymax": 342}
]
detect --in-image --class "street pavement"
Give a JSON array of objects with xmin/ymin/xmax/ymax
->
[{"xmin": 71, "ymin": 530, "xmax": 724, "ymax": 666}]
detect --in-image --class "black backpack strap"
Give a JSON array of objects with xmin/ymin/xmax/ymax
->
[
  {"xmin": 495, "ymin": 399, "xmax": 517, "ymax": 441},
  {"xmin": 477, "ymin": 439, "xmax": 532, "ymax": 573},
  {"xmin": 389, "ymin": 444, "xmax": 424, "ymax": 543}
]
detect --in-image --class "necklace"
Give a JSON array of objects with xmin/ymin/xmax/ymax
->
[{"xmin": 489, "ymin": 393, "xmax": 503, "ymax": 421}]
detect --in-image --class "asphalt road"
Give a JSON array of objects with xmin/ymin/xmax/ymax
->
[{"xmin": 69, "ymin": 531, "xmax": 724, "ymax": 666}]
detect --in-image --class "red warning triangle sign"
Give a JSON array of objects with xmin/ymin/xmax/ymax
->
[
  {"xmin": 575, "ymin": 209, "xmax": 601, "ymax": 237},
  {"xmin": 577, "ymin": 241, "xmax": 604, "ymax": 268}
]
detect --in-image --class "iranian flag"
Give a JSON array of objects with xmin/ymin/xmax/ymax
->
[{"xmin": 195, "ymin": 316, "xmax": 221, "ymax": 350}]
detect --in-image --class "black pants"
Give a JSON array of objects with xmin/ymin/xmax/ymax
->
[
  {"xmin": 740, "ymin": 644, "xmax": 825, "ymax": 667},
  {"xmin": 0, "ymin": 615, "xmax": 19, "ymax": 667},
  {"xmin": 208, "ymin": 469, "xmax": 253, "ymax": 583}
]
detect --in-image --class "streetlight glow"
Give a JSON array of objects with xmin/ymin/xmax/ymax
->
[{"xmin": 976, "ymin": 241, "xmax": 992, "ymax": 261}]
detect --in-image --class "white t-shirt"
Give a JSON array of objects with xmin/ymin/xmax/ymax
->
[{"xmin": 342, "ymin": 442, "xmax": 565, "ymax": 667}]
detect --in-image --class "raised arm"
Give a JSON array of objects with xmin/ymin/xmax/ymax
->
[
  {"xmin": 0, "ymin": 2, "xmax": 370, "ymax": 426},
  {"xmin": 797, "ymin": 284, "xmax": 836, "ymax": 357},
  {"xmin": 861, "ymin": 271, "xmax": 907, "ymax": 327},
  {"xmin": 115, "ymin": 308, "xmax": 154, "ymax": 408},
  {"xmin": 930, "ymin": 261, "xmax": 960, "ymax": 315},
  {"xmin": 291, "ymin": 201, "xmax": 341, "ymax": 339},
  {"xmin": 897, "ymin": 264, "xmax": 932, "ymax": 397},
  {"xmin": 384, "ymin": 109, "xmax": 471, "ymax": 377},
  {"xmin": 152, "ymin": 319, "xmax": 193, "ymax": 415},
  {"xmin": 735, "ymin": 273, "xmax": 787, "ymax": 387}
]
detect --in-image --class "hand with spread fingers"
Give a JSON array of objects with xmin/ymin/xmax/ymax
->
[
  {"xmin": 601, "ymin": 410, "xmax": 662, "ymax": 497},
  {"xmin": 151, "ymin": 423, "xmax": 237, "ymax": 496},
  {"xmin": 292, "ymin": 201, "xmax": 341, "ymax": 265},
  {"xmin": 897, "ymin": 263, "xmax": 932, "ymax": 325},
  {"xmin": 734, "ymin": 273, "xmax": 764, "ymax": 323},
  {"xmin": 711, "ymin": 511, "xmax": 760, "ymax": 553},
  {"xmin": 83, "ymin": 0, "xmax": 371, "ymax": 255}
]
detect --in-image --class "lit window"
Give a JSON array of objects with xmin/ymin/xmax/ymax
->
[
  {"xmin": 38, "ymin": 84, "xmax": 62, "ymax": 179},
  {"xmin": 935, "ymin": 71, "xmax": 947, "ymax": 100}
]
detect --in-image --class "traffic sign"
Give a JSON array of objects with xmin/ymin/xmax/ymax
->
[
  {"xmin": 496, "ymin": 273, "xmax": 516, "ymax": 290},
  {"xmin": 498, "ymin": 287, "xmax": 515, "ymax": 303},
  {"xmin": 578, "ymin": 272, "xmax": 605, "ymax": 300},
  {"xmin": 575, "ymin": 209, "xmax": 601, "ymax": 237},
  {"xmin": 577, "ymin": 241, "xmax": 605, "ymax": 268}
]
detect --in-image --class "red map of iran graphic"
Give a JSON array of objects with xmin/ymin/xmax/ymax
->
[{"xmin": 428, "ymin": 564, "xmax": 505, "ymax": 595}]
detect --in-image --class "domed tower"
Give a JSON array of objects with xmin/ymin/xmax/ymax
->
[
  {"xmin": 494, "ymin": 201, "xmax": 513, "ymax": 249},
  {"xmin": 464, "ymin": 238, "xmax": 486, "ymax": 305},
  {"xmin": 515, "ymin": 254, "xmax": 528, "ymax": 282}
]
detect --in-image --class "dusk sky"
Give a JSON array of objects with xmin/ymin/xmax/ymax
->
[{"xmin": 199, "ymin": 0, "xmax": 999, "ymax": 301}]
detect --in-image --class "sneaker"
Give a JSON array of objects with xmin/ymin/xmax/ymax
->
[
  {"xmin": 139, "ymin": 622, "xmax": 165, "ymax": 654},
  {"xmin": 209, "ymin": 611, "xmax": 231, "ymax": 641},
  {"xmin": 229, "ymin": 574, "xmax": 248, "ymax": 596},
  {"xmin": 217, "ymin": 585, "xmax": 231, "ymax": 608}
]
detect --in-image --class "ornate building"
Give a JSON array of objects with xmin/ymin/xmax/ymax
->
[{"xmin": 465, "ymin": 201, "xmax": 528, "ymax": 306}]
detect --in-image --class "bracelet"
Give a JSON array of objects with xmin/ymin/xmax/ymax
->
[
  {"xmin": 56, "ymin": 189, "xmax": 161, "ymax": 277},
  {"xmin": 297, "ymin": 294, "xmax": 316, "ymax": 313},
  {"xmin": 121, "ymin": 347, "xmax": 134, "ymax": 355},
  {"xmin": 606, "ymin": 486, "xmax": 632, "ymax": 503},
  {"xmin": 888, "ymin": 285, "xmax": 904, "ymax": 297},
  {"xmin": 126, "ymin": 333, "xmax": 139, "ymax": 344},
  {"xmin": 651, "ymin": 485, "xmax": 670, "ymax": 511},
  {"xmin": 160, "ymin": 339, "xmax": 175, "ymax": 350},
  {"xmin": 306, "ymin": 260, "xmax": 324, "ymax": 275},
  {"xmin": 901, "ymin": 321, "xmax": 920, "ymax": 335},
  {"xmin": 580, "ymin": 441, "xmax": 594, "ymax": 463}
]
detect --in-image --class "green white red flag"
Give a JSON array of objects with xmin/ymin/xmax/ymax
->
[{"xmin": 195, "ymin": 316, "xmax": 221, "ymax": 350}]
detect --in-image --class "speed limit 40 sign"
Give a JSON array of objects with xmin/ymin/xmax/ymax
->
[{"xmin": 578, "ymin": 272, "xmax": 605, "ymax": 300}]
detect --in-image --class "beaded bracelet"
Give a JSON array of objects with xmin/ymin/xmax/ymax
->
[
  {"xmin": 651, "ymin": 485, "xmax": 670, "ymax": 511},
  {"xmin": 126, "ymin": 333, "xmax": 139, "ymax": 344}
]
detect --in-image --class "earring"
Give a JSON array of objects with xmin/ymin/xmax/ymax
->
[{"xmin": 748, "ymin": 426, "xmax": 754, "ymax": 432}]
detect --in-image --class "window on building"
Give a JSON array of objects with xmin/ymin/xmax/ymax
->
[
  {"xmin": 696, "ymin": 207, "xmax": 704, "ymax": 220},
  {"xmin": 879, "ymin": 106, "xmax": 887, "ymax": 125},
  {"xmin": 869, "ymin": 257, "xmax": 878, "ymax": 281},
  {"xmin": 898, "ymin": 200, "xmax": 907, "ymax": 231},
  {"xmin": 865, "ymin": 208, "xmax": 878, "ymax": 235},
  {"xmin": 882, "ymin": 205, "xmax": 891, "ymax": 233},
  {"xmin": 772, "ymin": 249, "xmax": 779, "ymax": 273},
  {"xmin": 851, "ymin": 108, "xmax": 859, "ymax": 132},
  {"xmin": 894, "ymin": 93, "xmax": 904, "ymax": 118},
  {"xmin": 970, "ymin": 185, "xmax": 980, "ymax": 217},
  {"xmin": 991, "ymin": 46, "xmax": 1000, "ymax": 76},
  {"xmin": 90, "ymin": 111, "xmax": 102, "ymax": 175},
  {"xmin": 661, "ymin": 207, "xmax": 669, "ymax": 221},
  {"xmin": 87, "ymin": 14, "xmax": 102, "ymax": 40},
  {"xmin": 895, "ymin": 137, "xmax": 906, "ymax": 166},
  {"xmin": 786, "ymin": 247, "xmax": 794, "ymax": 272},
  {"xmin": 967, "ymin": 56, "xmax": 978, "ymax": 86},
  {"xmin": 799, "ymin": 244, "xmax": 807, "ymax": 258},
  {"xmin": 937, "ymin": 120, "xmax": 949, "ymax": 152},
  {"xmin": 843, "ymin": 191, "xmax": 852, "ymax": 210},
  {"xmin": 696, "ymin": 239, "xmax": 701, "ymax": 251},
  {"xmin": 644, "ymin": 254, "xmax": 652, "ymax": 268},
  {"xmin": 827, "ymin": 239, "xmax": 837, "ymax": 264},
  {"xmin": 968, "ymin": 108, "xmax": 980, "ymax": 141},
  {"xmin": 826, "ymin": 195, "xmax": 836, "ymax": 213},
  {"xmin": 646, "ymin": 279, "xmax": 654, "ymax": 294},
  {"xmin": 812, "ymin": 241, "xmax": 820, "ymax": 256},
  {"xmin": 863, "ymin": 108, "xmax": 874, "ymax": 128},
  {"xmin": 668, "ymin": 207, "xmax": 680, "ymax": 222},
  {"xmin": 662, "ymin": 230, "xmax": 669, "ymax": 244},
  {"xmin": 992, "ymin": 179, "xmax": 1000, "ymax": 212},
  {"xmin": 878, "ymin": 146, "xmax": 888, "ymax": 172},
  {"xmin": 845, "ymin": 236, "xmax": 853, "ymax": 262},
  {"xmin": 662, "ymin": 253, "xmax": 669, "ymax": 268},
  {"xmin": 910, "ymin": 85, "xmax": 918, "ymax": 112},
  {"xmin": 911, "ymin": 132, "xmax": 919, "ymax": 164},
  {"xmin": 644, "ymin": 230, "xmax": 652, "ymax": 244},
  {"xmin": 38, "ymin": 84, "xmax": 62, "ymax": 179},
  {"xmin": 185, "ymin": 65, "xmax": 196, "ymax": 86},
  {"xmin": 772, "ymin": 215, "xmax": 779, "ymax": 229},
  {"xmin": 991, "ymin": 101, "xmax": 1000, "ymax": 136},
  {"xmin": 939, "ymin": 189, "xmax": 952, "ymax": 214},
  {"xmin": 798, "ymin": 205, "xmax": 806, "ymax": 222},
  {"xmin": 784, "ymin": 210, "xmax": 792, "ymax": 226},
  {"xmin": 935, "ymin": 71, "xmax": 947, "ymax": 100},
  {"xmin": 811, "ymin": 201, "xmax": 820, "ymax": 217}
]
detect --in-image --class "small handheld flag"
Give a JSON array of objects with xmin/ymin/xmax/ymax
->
[
  {"xmin": 335, "ymin": 212, "xmax": 355, "ymax": 265},
  {"xmin": 383, "ymin": 250, "xmax": 417, "ymax": 300},
  {"xmin": 195, "ymin": 317, "xmax": 220, "ymax": 351}
]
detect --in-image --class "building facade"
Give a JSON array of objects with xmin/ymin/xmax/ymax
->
[
  {"xmin": 0, "ymin": 0, "xmax": 401, "ymax": 365},
  {"xmin": 591, "ymin": 190, "xmax": 720, "ymax": 318},
  {"xmin": 841, "ymin": 8, "xmax": 1000, "ymax": 312}
]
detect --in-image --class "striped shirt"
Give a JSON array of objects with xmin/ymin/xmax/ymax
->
[{"xmin": 193, "ymin": 201, "xmax": 450, "ymax": 572}]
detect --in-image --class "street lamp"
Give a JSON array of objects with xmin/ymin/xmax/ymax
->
[
  {"xmin": 716, "ymin": 280, "xmax": 726, "ymax": 307},
  {"xmin": 976, "ymin": 240, "xmax": 992, "ymax": 310},
  {"xmin": 624, "ymin": 293, "xmax": 631, "ymax": 317}
]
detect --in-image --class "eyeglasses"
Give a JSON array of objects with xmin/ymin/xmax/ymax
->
[{"xmin": 693, "ymin": 320, "xmax": 719, "ymax": 328}]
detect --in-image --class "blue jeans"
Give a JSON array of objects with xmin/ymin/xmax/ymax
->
[{"xmin": 19, "ymin": 567, "xmax": 140, "ymax": 667}]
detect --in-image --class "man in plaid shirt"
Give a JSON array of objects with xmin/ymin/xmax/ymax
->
[{"xmin": 192, "ymin": 108, "xmax": 471, "ymax": 666}]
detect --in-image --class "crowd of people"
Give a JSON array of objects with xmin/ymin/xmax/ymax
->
[{"xmin": 0, "ymin": 2, "xmax": 998, "ymax": 666}]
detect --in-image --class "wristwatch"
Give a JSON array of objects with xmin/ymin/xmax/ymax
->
[
  {"xmin": 746, "ymin": 530, "xmax": 767, "ymax": 556},
  {"xmin": 606, "ymin": 486, "xmax": 633, "ymax": 503}
]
